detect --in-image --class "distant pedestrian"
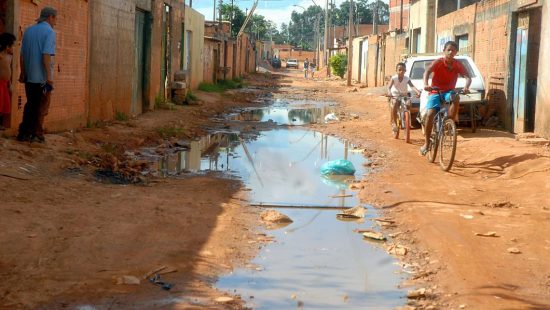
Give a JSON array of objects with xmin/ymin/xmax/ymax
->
[
  {"xmin": 303, "ymin": 58, "xmax": 309, "ymax": 78},
  {"xmin": 0, "ymin": 32, "xmax": 15, "ymax": 130},
  {"xmin": 310, "ymin": 61, "xmax": 316, "ymax": 79},
  {"xmin": 17, "ymin": 7, "xmax": 57, "ymax": 143}
]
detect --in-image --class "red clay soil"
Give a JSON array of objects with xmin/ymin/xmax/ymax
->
[
  {"xmin": 287, "ymin": 68, "xmax": 550, "ymax": 309},
  {"xmin": 1, "ymin": 68, "xmax": 549, "ymax": 310}
]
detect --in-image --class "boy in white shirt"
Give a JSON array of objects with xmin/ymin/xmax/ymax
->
[{"xmin": 387, "ymin": 62, "xmax": 421, "ymax": 133}]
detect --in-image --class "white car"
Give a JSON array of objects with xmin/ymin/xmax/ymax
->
[
  {"xmin": 403, "ymin": 55, "xmax": 485, "ymax": 121},
  {"xmin": 286, "ymin": 59, "xmax": 299, "ymax": 69}
]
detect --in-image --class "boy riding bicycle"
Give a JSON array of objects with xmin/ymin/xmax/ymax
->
[
  {"xmin": 419, "ymin": 41, "xmax": 471, "ymax": 156},
  {"xmin": 387, "ymin": 62, "xmax": 421, "ymax": 134}
]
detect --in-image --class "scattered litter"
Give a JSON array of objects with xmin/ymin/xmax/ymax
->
[
  {"xmin": 362, "ymin": 230, "xmax": 387, "ymax": 241},
  {"xmin": 143, "ymin": 265, "xmax": 167, "ymax": 279},
  {"xmin": 507, "ymin": 247, "xmax": 521, "ymax": 254},
  {"xmin": 148, "ymin": 274, "xmax": 173, "ymax": 290},
  {"xmin": 386, "ymin": 244, "xmax": 408, "ymax": 256},
  {"xmin": 320, "ymin": 159, "xmax": 356, "ymax": 175},
  {"xmin": 261, "ymin": 210, "xmax": 293, "ymax": 223},
  {"xmin": 214, "ymin": 296, "xmax": 234, "ymax": 303},
  {"xmin": 459, "ymin": 305, "xmax": 467, "ymax": 309},
  {"xmin": 115, "ymin": 275, "xmax": 140, "ymax": 285},
  {"xmin": 407, "ymin": 288, "xmax": 427, "ymax": 299},
  {"xmin": 336, "ymin": 206, "xmax": 365, "ymax": 219},
  {"xmin": 484, "ymin": 201, "xmax": 516, "ymax": 208},
  {"xmin": 460, "ymin": 214, "xmax": 474, "ymax": 220},
  {"xmin": 324, "ymin": 113, "xmax": 339, "ymax": 122},
  {"xmin": 474, "ymin": 232, "xmax": 499, "ymax": 237}
]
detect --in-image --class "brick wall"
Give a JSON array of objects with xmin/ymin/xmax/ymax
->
[
  {"xmin": 389, "ymin": 0, "xmax": 410, "ymax": 31},
  {"xmin": 366, "ymin": 35, "xmax": 379, "ymax": 87},
  {"xmin": 383, "ymin": 33, "xmax": 408, "ymax": 82},
  {"xmin": 473, "ymin": 0, "xmax": 511, "ymax": 123},
  {"xmin": 88, "ymin": 1, "xmax": 134, "ymax": 122},
  {"xmin": 14, "ymin": 1, "xmax": 88, "ymax": 132},
  {"xmin": 535, "ymin": 1, "xmax": 549, "ymax": 138}
]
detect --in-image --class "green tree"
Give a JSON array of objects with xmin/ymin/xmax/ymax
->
[
  {"xmin": 329, "ymin": 53, "xmax": 347, "ymax": 78},
  {"xmin": 220, "ymin": 3, "xmax": 245, "ymax": 37}
]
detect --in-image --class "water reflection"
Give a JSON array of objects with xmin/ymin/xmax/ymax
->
[
  {"xmin": 141, "ymin": 129, "xmax": 366, "ymax": 208},
  {"xmin": 217, "ymin": 209, "xmax": 404, "ymax": 309},
  {"xmin": 232, "ymin": 105, "xmax": 336, "ymax": 125}
]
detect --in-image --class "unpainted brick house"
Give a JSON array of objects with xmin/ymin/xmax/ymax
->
[
  {"xmin": 356, "ymin": 0, "xmax": 550, "ymax": 138},
  {"xmin": 0, "ymin": 0, "xmax": 205, "ymax": 133}
]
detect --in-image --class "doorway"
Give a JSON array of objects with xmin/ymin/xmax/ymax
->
[
  {"xmin": 512, "ymin": 8, "xmax": 541, "ymax": 133},
  {"xmin": 160, "ymin": 4, "xmax": 172, "ymax": 100},
  {"xmin": 133, "ymin": 9, "xmax": 151, "ymax": 115}
]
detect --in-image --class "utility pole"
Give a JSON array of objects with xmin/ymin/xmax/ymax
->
[
  {"xmin": 315, "ymin": 14, "xmax": 320, "ymax": 66},
  {"xmin": 372, "ymin": 0, "xmax": 378, "ymax": 34},
  {"xmin": 324, "ymin": 0, "xmax": 329, "ymax": 75},
  {"xmin": 346, "ymin": 0, "xmax": 353, "ymax": 86}
]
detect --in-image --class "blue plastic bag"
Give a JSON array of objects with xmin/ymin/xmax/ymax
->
[{"xmin": 320, "ymin": 159, "xmax": 356, "ymax": 176}]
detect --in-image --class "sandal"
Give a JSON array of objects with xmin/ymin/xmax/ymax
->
[{"xmin": 419, "ymin": 145, "xmax": 428, "ymax": 156}]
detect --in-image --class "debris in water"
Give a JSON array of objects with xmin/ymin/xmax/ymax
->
[
  {"xmin": 324, "ymin": 113, "xmax": 339, "ymax": 122},
  {"xmin": 386, "ymin": 244, "xmax": 408, "ymax": 256},
  {"xmin": 330, "ymin": 194, "xmax": 353, "ymax": 198},
  {"xmin": 261, "ymin": 210, "xmax": 293, "ymax": 223},
  {"xmin": 336, "ymin": 206, "xmax": 365, "ymax": 219},
  {"xmin": 320, "ymin": 159, "xmax": 356, "ymax": 175},
  {"xmin": 407, "ymin": 288, "xmax": 427, "ymax": 299},
  {"xmin": 362, "ymin": 230, "xmax": 387, "ymax": 241},
  {"xmin": 474, "ymin": 232, "xmax": 499, "ymax": 237}
]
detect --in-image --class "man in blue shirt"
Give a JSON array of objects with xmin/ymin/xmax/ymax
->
[{"xmin": 17, "ymin": 7, "xmax": 57, "ymax": 143}]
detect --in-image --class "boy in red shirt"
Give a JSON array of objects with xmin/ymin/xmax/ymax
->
[{"xmin": 419, "ymin": 41, "xmax": 471, "ymax": 155}]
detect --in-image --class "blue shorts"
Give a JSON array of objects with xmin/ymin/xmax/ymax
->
[{"xmin": 426, "ymin": 90, "xmax": 455, "ymax": 111}]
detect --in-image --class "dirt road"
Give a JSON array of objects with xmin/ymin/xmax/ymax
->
[
  {"xmin": 1, "ymin": 68, "xmax": 549, "ymax": 309},
  {"xmin": 283, "ymin": 68, "xmax": 550, "ymax": 309}
]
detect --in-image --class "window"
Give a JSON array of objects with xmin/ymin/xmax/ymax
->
[
  {"xmin": 456, "ymin": 34, "xmax": 469, "ymax": 53},
  {"xmin": 412, "ymin": 28, "xmax": 421, "ymax": 53}
]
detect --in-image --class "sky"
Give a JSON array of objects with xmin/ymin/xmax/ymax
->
[{"xmin": 192, "ymin": 0, "xmax": 345, "ymax": 30}]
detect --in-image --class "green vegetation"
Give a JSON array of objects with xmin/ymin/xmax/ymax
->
[
  {"xmin": 115, "ymin": 111, "xmax": 128, "ymax": 121},
  {"xmin": 184, "ymin": 91, "xmax": 198, "ymax": 105},
  {"xmin": 329, "ymin": 54, "xmax": 348, "ymax": 78},
  {"xmin": 198, "ymin": 78, "xmax": 243, "ymax": 93},
  {"xmin": 155, "ymin": 125, "xmax": 186, "ymax": 139}
]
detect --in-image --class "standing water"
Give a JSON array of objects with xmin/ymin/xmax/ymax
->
[{"xmin": 139, "ymin": 99, "xmax": 406, "ymax": 308}]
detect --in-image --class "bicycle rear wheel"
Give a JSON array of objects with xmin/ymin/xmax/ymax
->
[
  {"xmin": 439, "ymin": 119, "xmax": 457, "ymax": 171},
  {"xmin": 391, "ymin": 103, "xmax": 400, "ymax": 139},
  {"xmin": 427, "ymin": 129, "xmax": 438, "ymax": 163},
  {"xmin": 403, "ymin": 111, "xmax": 411, "ymax": 143}
]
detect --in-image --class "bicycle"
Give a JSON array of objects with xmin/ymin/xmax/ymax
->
[
  {"xmin": 423, "ymin": 87, "xmax": 462, "ymax": 171},
  {"xmin": 387, "ymin": 94, "xmax": 412, "ymax": 143}
]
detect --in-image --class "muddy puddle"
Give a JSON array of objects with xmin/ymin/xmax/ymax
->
[
  {"xmin": 229, "ymin": 98, "xmax": 337, "ymax": 126},
  {"xmin": 134, "ymin": 99, "xmax": 406, "ymax": 308}
]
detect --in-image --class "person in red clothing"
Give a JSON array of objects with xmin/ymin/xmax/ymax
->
[
  {"xmin": 0, "ymin": 32, "xmax": 15, "ymax": 130},
  {"xmin": 419, "ymin": 41, "xmax": 471, "ymax": 156}
]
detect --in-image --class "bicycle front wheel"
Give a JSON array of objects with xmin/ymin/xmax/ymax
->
[
  {"xmin": 404, "ymin": 111, "xmax": 411, "ymax": 143},
  {"xmin": 439, "ymin": 119, "xmax": 457, "ymax": 171}
]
